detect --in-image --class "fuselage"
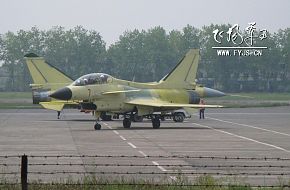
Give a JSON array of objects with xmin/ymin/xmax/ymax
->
[{"xmin": 50, "ymin": 73, "xmax": 225, "ymax": 113}]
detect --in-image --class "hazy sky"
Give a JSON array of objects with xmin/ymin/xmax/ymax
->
[{"xmin": 1, "ymin": 0, "xmax": 289, "ymax": 45}]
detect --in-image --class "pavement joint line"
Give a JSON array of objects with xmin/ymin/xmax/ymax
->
[
  {"xmin": 65, "ymin": 115, "xmax": 86, "ymax": 173},
  {"xmin": 192, "ymin": 122, "xmax": 290, "ymax": 153},
  {"xmin": 113, "ymin": 130, "xmax": 119, "ymax": 135},
  {"xmin": 127, "ymin": 142, "xmax": 137, "ymax": 149},
  {"xmin": 152, "ymin": 161, "xmax": 167, "ymax": 172},
  {"xmin": 138, "ymin": 150, "xmax": 148, "ymax": 157},
  {"xmin": 166, "ymin": 169, "xmax": 199, "ymax": 172},
  {"xmin": 119, "ymin": 135, "xmax": 126, "ymax": 141},
  {"xmin": 207, "ymin": 116, "xmax": 290, "ymax": 137}
]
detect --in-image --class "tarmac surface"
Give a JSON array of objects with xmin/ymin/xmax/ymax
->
[{"xmin": 1, "ymin": 107, "xmax": 290, "ymax": 185}]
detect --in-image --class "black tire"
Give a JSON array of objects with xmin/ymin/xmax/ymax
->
[
  {"xmin": 123, "ymin": 118, "xmax": 131, "ymax": 128},
  {"xmin": 173, "ymin": 112, "xmax": 185, "ymax": 122},
  {"xmin": 94, "ymin": 123, "xmax": 101, "ymax": 130},
  {"xmin": 152, "ymin": 118, "xmax": 160, "ymax": 129}
]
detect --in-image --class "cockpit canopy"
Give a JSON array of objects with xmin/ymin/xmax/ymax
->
[{"xmin": 72, "ymin": 73, "xmax": 113, "ymax": 86}]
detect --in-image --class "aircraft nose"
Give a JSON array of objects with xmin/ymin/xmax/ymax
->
[
  {"xmin": 204, "ymin": 87, "xmax": 225, "ymax": 97},
  {"xmin": 50, "ymin": 87, "xmax": 72, "ymax": 100}
]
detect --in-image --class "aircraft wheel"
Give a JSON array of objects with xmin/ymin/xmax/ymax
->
[
  {"xmin": 152, "ymin": 118, "xmax": 160, "ymax": 129},
  {"xmin": 123, "ymin": 118, "xmax": 131, "ymax": 128},
  {"xmin": 173, "ymin": 112, "xmax": 185, "ymax": 122},
  {"xmin": 94, "ymin": 123, "xmax": 101, "ymax": 130}
]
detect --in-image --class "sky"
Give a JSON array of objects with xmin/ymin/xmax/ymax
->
[{"xmin": 0, "ymin": 0, "xmax": 290, "ymax": 46}]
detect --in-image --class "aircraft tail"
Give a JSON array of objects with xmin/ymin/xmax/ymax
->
[
  {"xmin": 24, "ymin": 53, "xmax": 73, "ymax": 90},
  {"xmin": 160, "ymin": 49, "xmax": 200, "ymax": 87}
]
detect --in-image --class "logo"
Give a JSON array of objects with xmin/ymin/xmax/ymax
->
[{"xmin": 212, "ymin": 22, "xmax": 268, "ymax": 56}]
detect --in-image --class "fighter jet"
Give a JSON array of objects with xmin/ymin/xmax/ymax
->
[{"xmin": 50, "ymin": 49, "xmax": 225, "ymax": 130}]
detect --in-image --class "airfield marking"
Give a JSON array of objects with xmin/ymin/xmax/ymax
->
[
  {"xmin": 119, "ymin": 135, "xmax": 127, "ymax": 141},
  {"xmin": 207, "ymin": 116, "xmax": 290, "ymax": 137},
  {"xmin": 102, "ymin": 122, "xmax": 114, "ymax": 129},
  {"xmin": 192, "ymin": 122, "xmax": 290, "ymax": 153},
  {"xmin": 103, "ymin": 123, "xmax": 140, "ymax": 151},
  {"xmin": 102, "ymin": 123, "xmax": 172, "ymax": 179},
  {"xmin": 102, "ymin": 123, "xmax": 166, "ymax": 175},
  {"xmin": 127, "ymin": 142, "xmax": 137, "ymax": 149},
  {"xmin": 152, "ymin": 161, "xmax": 167, "ymax": 172},
  {"xmin": 138, "ymin": 150, "xmax": 148, "ymax": 157},
  {"xmin": 102, "ymin": 121, "xmax": 177, "ymax": 178},
  {"xmin": 113, "ymin": 130, "xmax": 119, "ymax": 135}
]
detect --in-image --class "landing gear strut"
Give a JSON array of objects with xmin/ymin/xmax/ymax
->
[
  {"xmin": 152, "ymin": 117, "xmax": 160, "ymax": 129},
  {"xmin": 123, "ymin": 118, "xmax": 131, "ymax": 128},
  {"xmin": 57, "ymin": 111, "xmax": 61, "ymax": 119},
  {"xmin": 93, "ymin": 111, "xmax": 101, "ymax": 130}
]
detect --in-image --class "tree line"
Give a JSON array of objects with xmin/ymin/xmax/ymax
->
[{"xmin": 0, "ymin": 25, "xmax": 289, "ymax": 92}]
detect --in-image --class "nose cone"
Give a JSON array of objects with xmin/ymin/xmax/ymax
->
[
  {"xmin": 204, "ymin": 87, "xmax": 225, "ymax": 97},
  {"xmin": 50, "ymin": 87, "xmax": 72, "ymax": 100}
]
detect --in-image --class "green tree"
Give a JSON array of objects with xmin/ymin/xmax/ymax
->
[
  {"xmin": 107, "ymin": 29, "xmax": 147, "ymax": 80},
  {"xmin": 0, "ymin": 25, "xmax": 289, "ymax": 92},
  {"xmin": 43, "ymin": 26, "xmax": 106, "ymax": 79},
  {"xmin": 142, "ymin": 26, "xmax": 174, "ymax": 81},
  {"xmin": 200, "ymin": 24, "xmax": 242, "ymax": 91},
  {"xmin": 0, "ymin": 26, "xmax": 106, "ymax": 91},
  {"xmin": 275, "ymin": 28, "xmax": 290, "ymax": 91},
  {"xmin": 0, "ymin": 29, "xmax": 41, "ymax": 91}
]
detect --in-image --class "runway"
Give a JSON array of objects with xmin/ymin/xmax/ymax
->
[{"xmin": 0, "ymin": 107, "xmax": 290, "ymax": 185}]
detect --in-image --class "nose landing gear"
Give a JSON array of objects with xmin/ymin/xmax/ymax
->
[{"xmin": 93, "ymin": 111, "xmax": 102, "ymax": 130}]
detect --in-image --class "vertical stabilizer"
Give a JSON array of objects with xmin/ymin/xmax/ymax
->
[
  {"xmin": 24, "ymin": 53, "xmax": 73, "ymax": 85},
  {"xmin": 161, "ymin": 49, "xmax": 200, "ymax": 86}
]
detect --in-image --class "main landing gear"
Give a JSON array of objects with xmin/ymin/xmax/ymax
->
[
  {"xmin": 122, "ymin": 115, "xmax": 160, "ymax": 129},
  {"xmin": 93, "ymin": 112, "xmax": 162, "ymax": 130}
]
